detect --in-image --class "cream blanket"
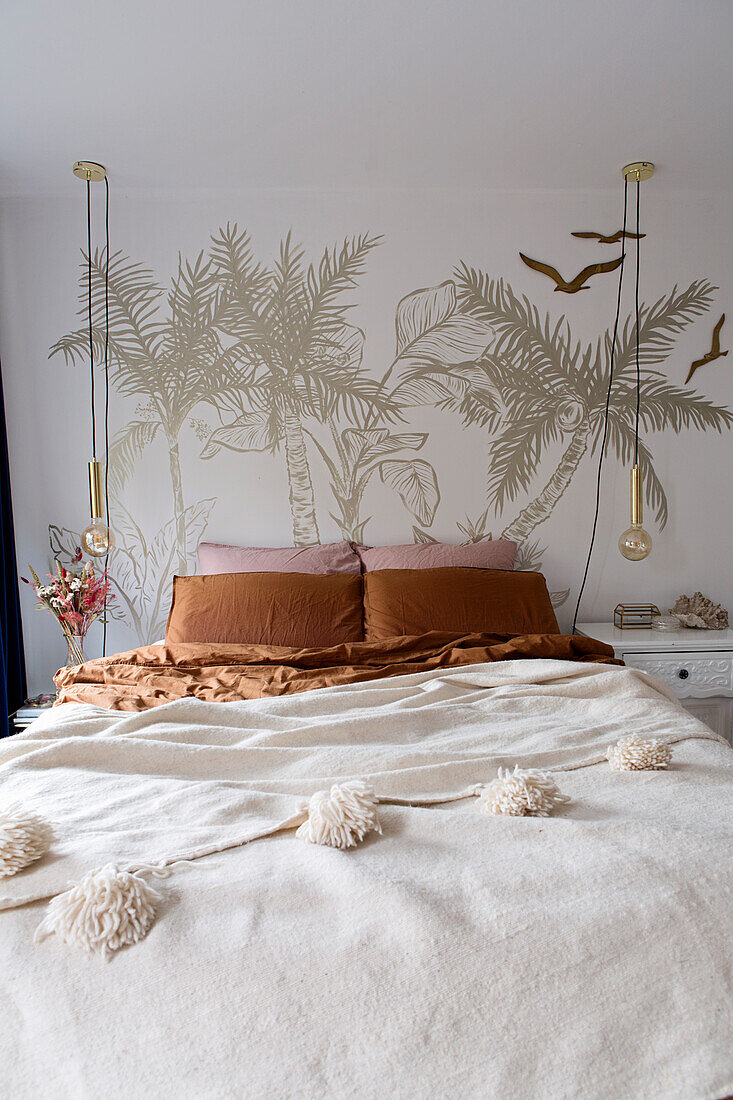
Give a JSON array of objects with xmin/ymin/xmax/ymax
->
[{"xmin": 1, "ymin": 658, "xmax": 732, "ymax": 1099}]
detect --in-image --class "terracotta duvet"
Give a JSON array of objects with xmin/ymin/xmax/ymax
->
[{"xmin": 54, "ymin": 630, "xmax": 619, "ymax": 709}]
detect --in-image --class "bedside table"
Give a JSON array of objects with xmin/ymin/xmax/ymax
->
[
  {"xmin": 6, "ymin": 704, "xmax": 54, "ymax": 737},
  {"xmin": 577, "ymin": 623, "xmax": 733, "ymax": 744}
]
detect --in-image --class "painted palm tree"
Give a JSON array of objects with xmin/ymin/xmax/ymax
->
[
  {"xmin": 464, "ymin": 271, "xmax": 733, "ymax": 539},
  {"xmin": 399, "ymin": 269, "xmax": 732, "ymax": 543},
  {"xmin": 201, "ymin": 229, "xmax": 392, "ymax": 544},
  {"xmin": 50, "ymin": 238, "xmax": 265, "ymax": 572}
]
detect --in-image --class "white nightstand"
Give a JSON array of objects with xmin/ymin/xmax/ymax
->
[{"xmin": 577, "ymin": 623, "xmax": 733, "ymax": 744}]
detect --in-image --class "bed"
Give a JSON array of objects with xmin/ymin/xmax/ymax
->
[{"xmin": 1, "ymin": 558, "xmax": 732, "ymax": 1099}]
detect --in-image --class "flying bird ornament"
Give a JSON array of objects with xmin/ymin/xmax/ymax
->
[
  {"xmin": 519, "ymin": 252, "xmax": 624, "ymax": 293},
  {"xmin": 571, "ymin": 230, "xmax": 645, "ymax": 244},
  {"xmin": 685, "ymin": 313, "xmax": 728, "ymax": 384}
]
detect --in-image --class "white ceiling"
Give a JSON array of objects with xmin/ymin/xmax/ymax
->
[{"xmin": 1, "ymin": 0, "xmax": 732, "ymax": 197}]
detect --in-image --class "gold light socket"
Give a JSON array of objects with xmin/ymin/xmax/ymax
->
[
  {"xmin": 630, "ymin": 464, "xmax": 642, "ymax": 526},
  {"xmin": 622, "ymin": 161, "xmax": 654, "ymax": 183},
  {"xmin": 88, "ymin": 459, "xmax": 104, "ymax": 519},
  {"xmin": 73, "ymin": 161, "xmax": 106, "ymax": 182}
]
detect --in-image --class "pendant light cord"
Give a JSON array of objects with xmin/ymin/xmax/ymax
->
[
  {"xmin": 102, "ymin": 177, "xmax": 111, "ymax": 657},
  {"xmin": 571, "ymin": 180, "xmax": 629, "ymax": 633},
  {"xmin": 634, "ymin": 180, "xmax": 641, "ymax": 463},
  {"xmin": 86, "ymin": 180, "xmax": 96, "ymax": 460},
  {"xmin": 82, "ymin": 170, "xmax": 112, "ymax": 656}
]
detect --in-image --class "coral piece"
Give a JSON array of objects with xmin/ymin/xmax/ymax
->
[
  {"xmin": 296, "ymin": 781, "xmax": 382, "ymax": 849},
  {"xmin": 478, "ymin": 767, "xmax": 570, "ymax": 817},
  {"xmin": 0, "ymin": 805, "xmax": 53, "ymax": 878},
  {"xmin": 671, "ymin": 592, "xmax": 728, "ymax": 630},
  {"xmin": 35, "ymin": 864, "xmax": 166, "ymax": 958},
  {"xmin": 607, "ymin": 736, "xmax": 672, "ymax": 772}
]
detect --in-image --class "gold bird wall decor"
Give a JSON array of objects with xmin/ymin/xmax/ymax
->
[
  {"xmin": 685, "ymin": 313, "xmax": 728, "ymax": 384},
  {"xmin": 518, "ymin": 253, "xmax": 624, "ymax": 293},
  {"xmin": 571, "ymin": 230, "xmax": 645, "ymax": 244}
]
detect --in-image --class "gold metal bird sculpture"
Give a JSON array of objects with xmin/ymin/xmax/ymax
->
[
  {"xmin": 571, "ymin": 230, "xmax": 646, "ymax": 244},
  {"xmin": 519, "ymin": 253, "xmax": 624, "ymax": 293},
  {"xmin": 685, "ymin": 314, "xmax": 728, "ymax": 384}
]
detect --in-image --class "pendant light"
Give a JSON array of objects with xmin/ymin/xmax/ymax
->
[
  {"xmin": 571, "ymin": 160, "xmax": 654, "ymax": 632},
  {"xmin": 617, "ymin": 161, "xmax": 654, "ymax": 561},
  {"xmin": 72, "ymin": 160, "xmax": 114, "ymax": 558}
]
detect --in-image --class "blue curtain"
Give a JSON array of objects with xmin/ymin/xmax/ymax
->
[{"xmin": 0, "ymin": 357, "xmax": 26, "ymax": 733}]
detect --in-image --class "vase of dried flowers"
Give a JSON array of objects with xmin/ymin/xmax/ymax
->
[
  {"xmin": 23, "ymin": 548, "xmax": 114, "ymax": 669},
  {"xmin": 64, "ymin": 632, "xmax": 86, "ymax": 668}
]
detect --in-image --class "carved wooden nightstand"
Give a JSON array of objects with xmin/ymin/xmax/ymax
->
[{"xmin": 577, "ymin": 623, "xmax": 733, "ymax": 745}]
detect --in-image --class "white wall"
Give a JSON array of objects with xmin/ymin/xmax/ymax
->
[{"xmin": 1, "ymin": 185, "xmax": 731, "ymax": 693}]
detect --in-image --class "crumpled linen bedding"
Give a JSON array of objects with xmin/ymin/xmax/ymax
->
[
  {"xmin": 1, "ymin": 654, "xmax": 732, "ymax": 1100},
  {"xmin": 53, "ymin": 630, "xmax": 618, "ymax": 710}
]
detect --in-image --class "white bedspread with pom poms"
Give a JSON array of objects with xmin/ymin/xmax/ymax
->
[{"xmin": 0, "ymin": 657, "xmax": 732, "ymax": 1100}]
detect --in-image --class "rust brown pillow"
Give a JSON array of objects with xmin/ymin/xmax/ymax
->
[
  {"xmin": 363, "ymin": 567, "xmax": 559, "ymax": 640},
  {"xmin": 166, "ymin": 572, "xmax": 363, "ymax": 647}
]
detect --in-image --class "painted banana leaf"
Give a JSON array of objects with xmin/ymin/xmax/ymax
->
[
  {"xmin": 341, "ymin": 428, "xmax": 428, "ymax": 466},
  {"xmin": 379, "ymin": 458, "xmax": 440, "ymax": 526},
  {"xmin": 395, "ymin": 280, "xmax": 494, "ymax": 365},
  {"xmin": 201, "ymin": 411, "xmax": 279, "ymax": 458}
]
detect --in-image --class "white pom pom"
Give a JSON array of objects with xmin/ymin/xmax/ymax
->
[
  {"xmin": 478, "ymin": 767, "xmax": 570, "ymax": 817},
  {"xmin": 607, "ymin": 736, "xmax": 672, "ymax": 771},
  {"xmin": 0, "ymin": 805, "xmax": 53, "ymax": 877},
  {"xmin": 35, "ymin": 864, "xmax": 165, "ymax": 958},
  {"xmin": 296, "ymin": 781, "xmax": 382, "ymax": 849}
]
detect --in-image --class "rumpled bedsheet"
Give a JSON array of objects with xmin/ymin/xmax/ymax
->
[{"xmin": 54, "ymin": 630, "xmax": 619, "ymax": 710}]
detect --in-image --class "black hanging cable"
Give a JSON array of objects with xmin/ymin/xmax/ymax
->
[
  {"xmin": 571, "ymin": 180, "xmax": 629, "ymax": 633},
  {"xmin": 102, "ymin": 176, "xmax": 111, "ymax": 656},
  {"xmin": 634, "ymin": 180, "xmax": 641, "ymax": 463},
  {"xmin": 86, "ymin": 179, "xmax": 96, "ymax": 459}
]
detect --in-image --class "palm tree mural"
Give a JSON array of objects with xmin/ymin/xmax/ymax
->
[
  {"xmin": 199, "ymin": 228, "xmax": 392, "ymax": 544},
  {"xmin": 380, "ymin": 271, "xmax": 733, "ymax": 558},
  {"xmin": 453, "ymin": 269, "xmax": 733, "ymax": 540},
  {"xmin": 50, "ymin": 246, "xmax": 244, "ymax": 573},
  {"xmin": 50, "ymin": 223, "xmax": 732, "ymax": 642}
]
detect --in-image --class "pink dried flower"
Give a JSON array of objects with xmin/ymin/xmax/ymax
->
[{"xmin": 25, "ymin": 557, "xmax": 114, "ymax": 643}]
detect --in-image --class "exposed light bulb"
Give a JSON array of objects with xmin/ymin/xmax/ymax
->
[
  {"xmin": 82, "ymin": 457, "xmax": 113, "ymax": 556},
  {"xmin": 618, "ymin": 464, "xmax": 652, "ymax": 562},
  {"xmin": 618, "ymin": 523, "xmax": 652, "ymax": 561},
  {"xmin": 81, "ymin": 519, "xmax": 114, "ymax": 557}
]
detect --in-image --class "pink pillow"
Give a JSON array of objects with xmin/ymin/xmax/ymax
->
[
  {"xmin": 197, "ymin": 541, "xmax": 361, "ymax": 575},
  {"xmin": 355, "ymin": 540, "xmax": 516, "ymax": 572}
]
